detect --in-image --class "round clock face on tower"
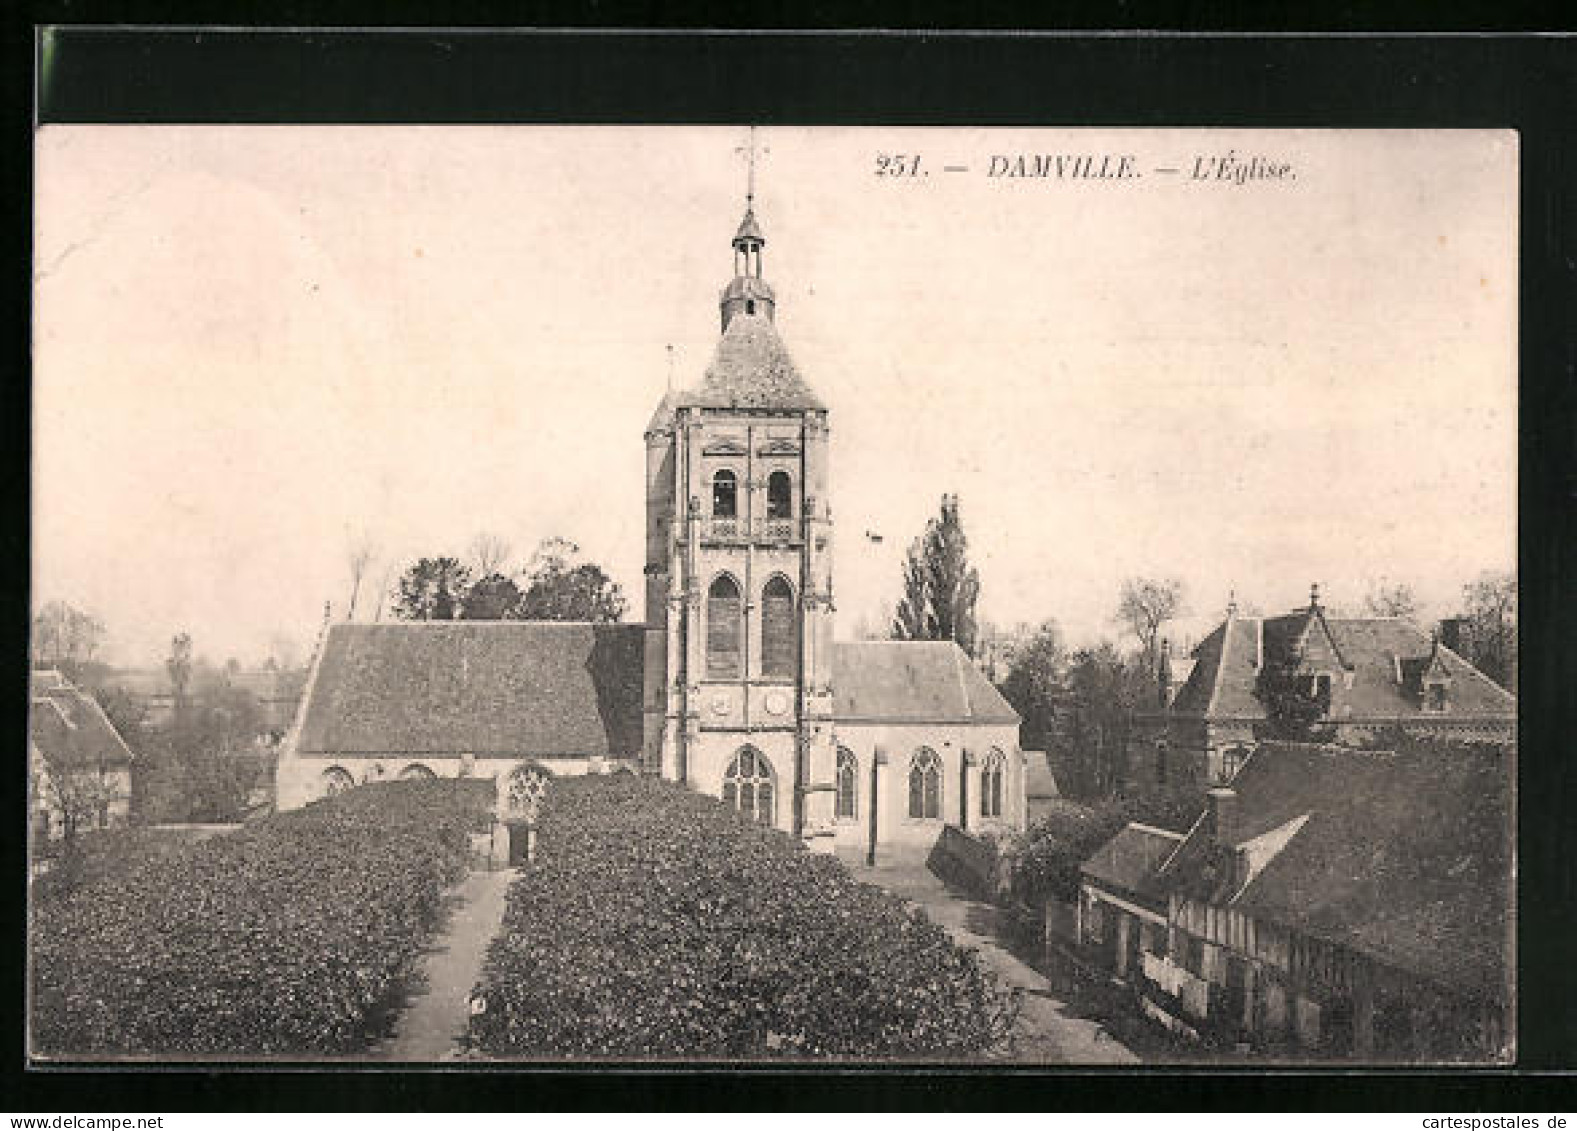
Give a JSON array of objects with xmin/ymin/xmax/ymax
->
[
  {"xmin": 764, "ymin": 691, "xmax": 789, "ymax": 716},
  {"xmin": 710, "ymin": 694, "xmax": 731, "ymax": 717}
]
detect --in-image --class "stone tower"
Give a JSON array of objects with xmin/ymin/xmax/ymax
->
[{"xmin": 642, "ymin": 198, "xmax": 838, "ymax": 846}]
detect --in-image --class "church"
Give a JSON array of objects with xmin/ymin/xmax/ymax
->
[{"xmin": 275, "ymin": 188, "xmax": 1026, "ymax": 855}]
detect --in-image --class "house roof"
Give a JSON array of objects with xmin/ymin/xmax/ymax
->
[
  {"xmin": 1082, "ymin": 823, "xmax": 1186, "ymax": 902},
  {"xmin": 662, "ymin": 312, "xmax": 825, "ymax": 416},
  {"xmin": 29, "ymin": 670, "xmax": 136, "ymax": 769},
  {"xmin": 1169, "ymin": 608, "xmax": 1515, "ymax": 722},
  {"xmin": 1155, "ymin": 740, "xmax": 1512, "ymax": 998},
  {"xmin": 295, "ymin": 622, "xmax": 645, "ymax": 759},
  {"xmin": 831, "ymin": 640, "xmax": 1020, "ymax": 726},
  {"xmin": 1024, "ymin": 751, "xmax": 1061, "ymax": 799}
]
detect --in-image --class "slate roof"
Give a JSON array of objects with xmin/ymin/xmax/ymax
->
[
  {"xmin": 831, "ymin": 640, "xmax": 1020, "ymax": 725},
  {"xmin": 1082, "ymin": 823, "xmax": 1186, "ymax": 903},
  {"xmin": 1024, "ymin": 751, "xmax": 1062, "ymax": 799},
  {"xmin": 1155, "ymin": 740, "xmax": 1512, "ymax": 998},
  {"xmin": 666, "ymin": 312, "xmax": 825, "ymax": 415},
  {"xmin": 295, "ymin": 622, "xmax": 645, "ymax": 759},
  {"xmin": 1168, "ymin": 608, "xmax": 1514, "ymax": 722},
  {"xmin": 29, "ymin": 670, "xmax": 136, "ymax": 769}
]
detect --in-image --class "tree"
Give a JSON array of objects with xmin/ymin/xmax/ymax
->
[
  {"xmin": 166, "ymin": 633, "xmax": 193, "ymax": 713},
  {"xmin": 997, "ymin": 620, "xmax": 1066, "ymax": 752},
  {"xmin": 1364, "ymin": 581, "xmax": 1420, "ymax": 621},
  {"xmin": 392, "ymin": 557, "xmax": 474, "ymax": 621},
  {"xmin": 1115, "ymin": 577, "xmax": 1185, "ymax": 675},
  {"xmin": 1060, "ymin": 642, "xmax": 1150, "ymax": 797},
  {"xmin": 515, "ymin": 538, "xmax": 627, "ymax": 622},
  {"xmin": 31, "ymin": 600, "xmax": 106, "ymax": 675},
  {"xmin": 1254, "ymin": 648, "xmax": 1337, "ymax": 743},
  {"xmin": 891, "ymin": 494, "xmax": 981, "ymax": 657},
  {"xmin": 463, "ymin": 573, "xmax": 524, "ymax": 620},
  {"xmin": 469, "ymin": 531, "xmax": 513, "ymax": 577},
  {"xmin": 1458, "ymin": 571, "xmax": 1516, "ymax": 691},
  {"xmin": 343, "ymin": 528, "xmax": 378, "ymax": 621}
]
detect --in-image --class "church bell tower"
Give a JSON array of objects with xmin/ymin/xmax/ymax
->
[{"xmin": 642, "ymin": 156, "xmax": 838, "ymax": 847}]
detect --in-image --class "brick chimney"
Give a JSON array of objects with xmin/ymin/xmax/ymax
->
[
  {"xmin": 1207, "ymin": 786, "xmax": 1240, "ymax": 847},
  {"xmin": 1438, "ymin": 617, "xmax": 1466, "ymax": 653}
]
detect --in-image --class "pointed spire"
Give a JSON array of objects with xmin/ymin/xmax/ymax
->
[
  {"xmin": 720, "ymin": 127, "xmax": 776, "ymax": 332},
  {"xmin": 1309, "ymin": 582, "xmax": 1322, "ymax": 611}
]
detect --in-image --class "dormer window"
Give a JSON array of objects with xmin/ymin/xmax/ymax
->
[
  {"xmin": 1425, "ymin": 681, "xmax": 1449, "ymax": 712},
  {"xmin": 746, "ymin": 300, "xmax": 756, "ymax": 315}
]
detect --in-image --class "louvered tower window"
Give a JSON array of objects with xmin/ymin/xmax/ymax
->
[
  {"xmin": 707, "ymin": 575, "xmax": 743, "ymax": 679},
  {"xmin": 761, "ymin": 575, "xmax": 797, "ymax": 680}
]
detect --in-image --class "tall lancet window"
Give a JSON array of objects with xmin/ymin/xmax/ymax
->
[
  {"xmin": 908, "ymin": 748, "xmax": 942, "ymax": 820},
  {"xmin": 835, "ymin": 747, "xmax": 858, "ymax": 821},
  {"xmin": 712, "ymin": 470, "xmax": 738, "ymax": 519},
  {"xmin": 980, "ymin": 749, "xmax": 1005, "ymax": 819},
  {"xmin": 760, "ymin": 576, "xmax": 797, "ymax": 680},
  {"xmin": 766, "ymin": 470, "xmax": 794, "ymax": 520},
  {"xmin": 707, "ymin": 575, "xmax": 743, "ymax": 679}
]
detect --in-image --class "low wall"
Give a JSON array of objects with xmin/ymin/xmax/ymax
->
[{"xmin": 926, "ymin": 824, "xmax": 1009, "ymax": 902}]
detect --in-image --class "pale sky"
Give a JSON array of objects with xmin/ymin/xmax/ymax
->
[{"xmin": 33, "ymin": 126, "xmax": 1517, "ymax": 667}]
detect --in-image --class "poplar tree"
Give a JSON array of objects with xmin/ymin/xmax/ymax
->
[{"xmin": 891, "ymin": 494, "xmax": 981, "ymax": 658}]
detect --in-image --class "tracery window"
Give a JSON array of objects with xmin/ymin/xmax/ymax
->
[
  {"xmin": 835, "ymin": 747, "xmax": 858, "ymax": 821},
  {"xmin": 908, "ymin": 747, "xmax": 942, "ymax": 820},
  {"xmin": 321, "ymin": 766, "xmax": 355, "ymax": 798},
  {"xmin": 722, "ymin": 746, "xmax": 775, "ymax": 826},
  {"xmin": 980, "ymin": 748, "xmax": 1005, "ymax": 819}
]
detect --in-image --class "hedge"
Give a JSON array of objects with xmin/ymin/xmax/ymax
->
[
  {"xmin": 471, "ymin": 775, "xmax": 1019, "ymax": 1060},
  {"xmin": 31, "ymin": 777, "xmax": 494, "ymax": 1057},
  {"xmin": 1003, "ymin": 795, "xmax": 1201, "ymax": 907}
]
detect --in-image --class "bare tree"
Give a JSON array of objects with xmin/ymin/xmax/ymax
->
[
  {"xmin": 344, "ymin": 528, "xmax": 378, "ymax": 622},
  {"xmin": 1115, "ymin": 577, "xmax": 1185, "ymax": 674},
  {"xmin": 469, "ymin": 531, "xmax": 513, "ymax": 578},
  {"xmin": 1363, "ymin": 580, "xmax": 1420, "ymax": 621}
]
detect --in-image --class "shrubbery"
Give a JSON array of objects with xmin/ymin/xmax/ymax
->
[
  {"xmin": 471, "ymin": 775, "xmax": 1019, "ymax": 1060},
  {"xmin": 31, "ymin": 778, "xmax": 493, "ymax": 1057},
  {"xmin": 1003, "ymin": 795, "xmax": 1200, "ymax": 907}
]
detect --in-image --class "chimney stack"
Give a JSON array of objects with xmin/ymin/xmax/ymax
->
[
  {"xmin": 1439, "ymin": 617, "xmax": 1465, "ymax": 653},
  {"xmin": 1207, "ymin": 786, "xmax": 1240, "ymax": 847}
]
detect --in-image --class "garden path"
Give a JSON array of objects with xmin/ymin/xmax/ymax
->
[
  {"xmin": 842, "ymin": 853, "xmax": 1140, "ymax": 1065},
  {"xmin": 376, "ymin": 866, "xmax": 515, "ymax": 1061}
]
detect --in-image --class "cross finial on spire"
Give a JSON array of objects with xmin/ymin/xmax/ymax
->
[
  {"xmin": 734, "ymin": 126, "xmax": 765, "ymax": 208},
  {"xmin": 1227, "ymin": 588, "xmax": 1238, "ymax": 617},
  {"xmin": 1310, "ymin": 582, "xmax": 1321, "ymax": 610}
]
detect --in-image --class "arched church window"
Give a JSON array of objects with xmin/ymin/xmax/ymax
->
[
  {"xmin": 766, "ymin": 470, "xmax": 794, "ymax": 520},
  {"xmin": 981, "ymin": 748, "xmax": 1005, "ymax": 819},
  {"xmin": 707, "ymin": 574, "xmax": 744, "ymax": 679},
  {"xmin": 908, "ymin": 748, "xmax": 942, "ymax": 820},
  {"xmin": 399, "ymin": 763, "xmax": 436, "ymax": 781},
  {"xmin": 835, "ymin": 747, "xmax": 858, "ymax": 820},
  {"xmin": 712, "ymin": 469, "xmax": 738, "ymax": 519},
  {"xmin": 760, "ymin": 575, "xmax": 797, "ymax": 680},
  {"xmin": 722, "ymin": 746, "xmax": 775, "ymax": 826},
  {"xmin": 321, "ymin": 766, "xmax": 355, "ymax": 799}
]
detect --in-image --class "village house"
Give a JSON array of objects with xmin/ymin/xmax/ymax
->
[
  {"xmin": 275, "ymin": 193, "xmax": 1026, "ymax": 855},
  {"xmin": 29, "ymin": 669, "xmax": 137, "ymax": 841},
  {"xmin": 1078, "ymin": 738, "xmax": 1512, "ymax": 1061},
  {"xmin": 1126, "ymin": 587, "xmax": 1516, "ymax": 799}
]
